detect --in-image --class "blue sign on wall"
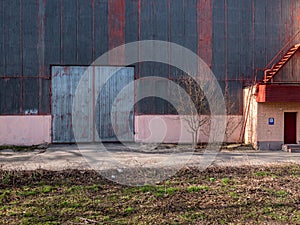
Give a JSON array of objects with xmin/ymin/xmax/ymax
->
[{"xmin": 268, "ymin": 118, "xmax": 275, "ymax": 125}]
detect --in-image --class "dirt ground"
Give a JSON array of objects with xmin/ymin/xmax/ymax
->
[
  {"xmin": 1, "ymin": 143, "xmax": 300, "ymax": 172},
  {"xmin": 0, "ymin": 164, "xmax": 300, "ymax": 224},
  {"xmin": 1, "ymin": 144, "xmax": 300, "ymax": 224}
]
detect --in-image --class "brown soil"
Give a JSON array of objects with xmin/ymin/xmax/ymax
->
[{"xmin": 0, "ymin": 164, "xmax": 299, "ymax": 224}]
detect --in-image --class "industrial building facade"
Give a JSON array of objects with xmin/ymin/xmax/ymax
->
[{"xmin": 0, "ymin": 0, "xmax": 300, "ymax": 148}]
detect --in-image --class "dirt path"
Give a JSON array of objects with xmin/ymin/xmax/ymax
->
[{"xmin": 1, "ymin": 144, "xmax": 300, "ymax": 171}]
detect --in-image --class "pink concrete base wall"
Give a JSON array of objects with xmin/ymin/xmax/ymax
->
[
  {"xmin": 0, "ymin": 116, "xmax": 51, "ymax": 146},
  {"xmin": 135, "ymin": 115, "xmax": 242, "ymax": 143}
]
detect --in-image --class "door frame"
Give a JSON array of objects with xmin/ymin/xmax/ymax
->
[
  {"xmin": 284, "ymin": 112, "xmax": 297, "ymax": 144},
  {"xmin": 51, "ymin": 65, "xmax": 135, "ymax": 143}
]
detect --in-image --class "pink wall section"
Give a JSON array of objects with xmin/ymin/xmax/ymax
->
[
  {"xmin": 135, "ymin": 115, "xmax": 242, "ymax": 143},
  {"xmin": 0, "ymin": 116, "xmax": 51, "ymax": 146},
  {"xmin": 0, "ymin": 115, "xmax": 242, "ymax": 146}
]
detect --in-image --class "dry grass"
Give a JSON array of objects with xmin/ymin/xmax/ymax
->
[{"xmin": 0, "ymin": 164, "xmax": 300, "ymax": 224}]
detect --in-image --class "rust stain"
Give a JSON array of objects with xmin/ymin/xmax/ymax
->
[
  {"xmin": 108, "ymin": 0, "xmax": 125, "ymax": 65},
  {"xmin": 63, "ymin": 66, "xmax": 69, "ymax": 73},
  {"xmin": 197, "ymin": 0, "xmax": 213, "ymax": 69}
]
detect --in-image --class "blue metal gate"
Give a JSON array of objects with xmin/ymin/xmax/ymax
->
[{"xmin": 52, "ymin": 66, "xmax": 134, "ymax": 143}]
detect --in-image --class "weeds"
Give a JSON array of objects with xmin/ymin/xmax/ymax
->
[
  {"xmin": 0, "ymin": 164, "xmax": 299, "ymax": 224},
  {"xmin": 187, "ymin": 185, "xmax": 209, "ymax": 192}
]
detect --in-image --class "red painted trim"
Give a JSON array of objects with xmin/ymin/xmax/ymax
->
[
  {"xmin": 108, "ymin": 0, "xmax": 125, "ymax": 65},
  {"xmin": 197, "ymin": 0, "xmax": 213, "ymax": 69},
  {"xmin": 256, "ymin": 84, "xmax": 300, "ymax": 103}
]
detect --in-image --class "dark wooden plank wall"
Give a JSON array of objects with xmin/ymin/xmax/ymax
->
[{"xmin": 1, "ymin": 0, "xmax": 300, "ymax": 115}]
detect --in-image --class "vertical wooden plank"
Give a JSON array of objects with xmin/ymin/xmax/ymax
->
[
  {"xmin": 169, "ymin": 0, "xmax": 198, "ymax": 112},
  {"xmin": 227, "ymin": 1, "xmax": 240, "ymax": 80},
  {"xmin": 140, "ymin": 0, "xmax": 168, "ymax": 78},
  {"xmin": 125, "ymin": 0, "xmax": 139, "ymax": 75},
  {"xmin": 253, "ymin": 0, "xmax": 267, "ymax": 69},
  {"xmin": 185, "ymin": 0, "xmax": 198, "ymax": 54},
  {"xmin": 125, "ymin": 0, "xmax": 139, "ymax": 44},
  {"xmin": 45, "ymin": 0, "xmax": 60, "ymax": 76},
  {"xmin": 0, "ymin": 79, "xmax": 5, "ymax": 113},
  {"xmin": 108, "ymin": 0, "xmax": 125, "ymax": 64},
  {"xmin": 266, "ymin": 0, "xmax": 280, "ymax": 62},
  {"xmin": 61, "ymin": 0, "xmax": 77, "ymax": 64},
  {"xmin": 4, "ymin": 0, "xmax": 21, "ymax": 76},
  {"xmin": 278, "ymin": 0, "xmax": 293, "ymax": 80},
  {"xmin": 77, "ymin": 0, "xmax": 93, "ymax": 65},
  {"xmin": 170, "ymin": 0, "xmax": 184, "ymax": 78},
  {"xmin": 212, "ymin": 0, "xmax": 225, "ymax": 81},
  {"xmin": 0, "ymin": 1, "xmax": 4, "ymax": 75},
  {"xmin": 239, "ymin": 0, "xmax": 252, "ymax": 79},
  {"xmin": 94, "ymin": 0, "xmax": 108, "ymax": 63},
  {"xmin": 41, "ymin": 79, "xmax": 51, "ymax": 114},
  {"xmin": 23, "ymin": 79, "xmax": 39, "ymax": 113},
  {"xmin": 293, "ymin": 0, "xmax": 300, "ymax": 81},
  {"xmin": 37, "ymin": 0, "xmax": 46, "ymax": 77},
  {"xmin": 198, "ymin": 0, "xmax": 213, "ymax": 68},
  {"xmin": 139, "ymin": 0, "xmax": 169, "ymax": 114},
  {"xmin": 5, "ymin": 79, "xmax": 22, "ymax": 114}
]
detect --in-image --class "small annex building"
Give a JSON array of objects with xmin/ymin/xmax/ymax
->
[{"xmin": 244, "ymin": 44, "xmax": 300, "ymax": 150}]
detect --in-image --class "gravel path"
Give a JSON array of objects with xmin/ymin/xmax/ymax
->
[{"xmin": 1, "ymin": 144, "xmax": 300, "ymax": 171}]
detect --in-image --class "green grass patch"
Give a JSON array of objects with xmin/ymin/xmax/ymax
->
[
  {"xmin": 255, "ymin": 171, "xmax": 270, "ymax": 177},
  {"xmin": 187, "ymin": 185, "xmax": 209, "ymax": 192}
]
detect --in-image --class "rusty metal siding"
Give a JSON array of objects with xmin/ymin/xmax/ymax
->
[
  {"xmin": 278, "ymin": 0, "xmax": 300, "ymax": 81},
  {"xmin": 212, "ymin": 0, "xmax": 226, "ymax": 81},
  {"xmin": 2, "ymin": 0, "xmax": 300, "ymax": 116},
  {"xmin": 45, "ymin": 0, "xmax": 60, "ymax": 71},
  {"xmin": 125, "ymin": 0, "xmax": 139, "ymax": 75},
  {"xmin": 253, "ymin": 0, "xmax": 266, "ymax": 71},
  {"xmin": 22, "ymin": 0, "xmax": 38, "ymax": 76},
  {"xmin": 78, "ymin": 0, "xmax": 93, "ymax": 64},
  {"xmin": 4, "ymin": 0, "xmax": 21, "ymax": 76},
  {"xmin": 0, "ymin": 1, "xmax": 4, "ymax": 76},
  {"xmin": 169, "ymin": 0, "xmax": 198, "ymax": 73},
  {"xmin": 108, "ymin": 0, "xmax": 125, "ymax": 53},
  {"xmin": 198, "ymin": 0, "xmax": 213, "ymax": 68},
  {"xmin": 23, "ymin": 79, "xmax": 39, "ymax": 113},
  {"xmin": 239, "ymin": 0, "xmax": 252, "ymax": 78},
  {"xmin": 94, "ymin": 0, "xmax": 108, "ymax": 63},
  {"xmin": 41, "ymin": 79, "xmax": 51, "ymax": 114},
  {"xmin": 212, "ymin": 0, "xmax": 300, "ymax": 113},
  {"xmin": 140, "ymin": 0, "xmax": 169, "ymax": 79},
  {"xmin": 61, "ymin": 0, "xmax": 77, "ymax": 65},
  {"xmin": 0, "ymin": 79, "xmax": 22, "ymax": 114}
]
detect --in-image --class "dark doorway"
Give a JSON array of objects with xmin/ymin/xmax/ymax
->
[{"xmin": 284, "ymin": 112, "xmax": 297, "ymax": 144}]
